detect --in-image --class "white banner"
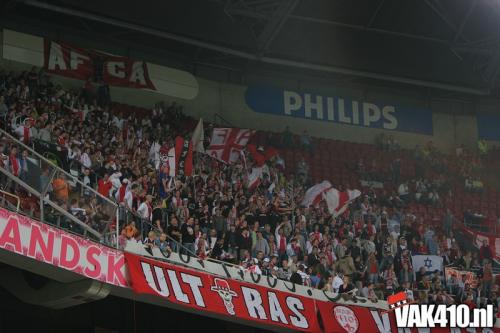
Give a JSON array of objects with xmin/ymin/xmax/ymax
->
[{"xmin": 411, "ymin": 255, "xmax": 443, "ymax": 274}]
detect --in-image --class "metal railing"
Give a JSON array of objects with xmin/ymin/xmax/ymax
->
[
  {"xmin": 0, "ymin": 190, "xmax": 20, "ymax": 213},
  {"xmin": 0, "ymin": 129, "xmax": 119, "ymax": 243}
]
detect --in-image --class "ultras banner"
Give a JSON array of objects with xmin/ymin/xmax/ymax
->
[
  {"xmin": 44, "ymin": 40, "xmax": 156, "ymax": 90},
  {"xmin": 125, "ymin": 252, "xmax": 321, "ymax": 333},
  {"xmin": 126, "ymin": 253, "xmax": 499, "ymax": 333}
]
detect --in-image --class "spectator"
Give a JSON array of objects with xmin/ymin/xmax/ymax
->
[
  {"xmin": 52, "ymin": 172, "xmax": 69, "ymax": 203},
  {"xmin": 181, "ymin": 217, "xmax": 196, "ymax": 255},
  {"xmin": 479, "ymin": 240, "xmax": 493, "ymax": 264},
  {"xmin": 253, "ymin": 230, "xmax": 270, "ymax": 257}
]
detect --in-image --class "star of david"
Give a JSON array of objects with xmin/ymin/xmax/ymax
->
[{"xmin": 424, "ymin": 257, "xmax": 432, "ymax": 269}]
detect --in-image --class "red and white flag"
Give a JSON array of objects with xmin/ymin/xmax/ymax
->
[
  {"xmin": 246, "ymin": 144, "xmax": 279, "ymax": 167},
  {"xmin": 323, "ymin": 188, "xmax": 361, "ymax": 216},
  {"xmin": 302, "ymin": 181, "xmax": 332, "ymax": 207},
  {"xmin": 206, "ymin": 128, "xmax": 254, "ymax": 164},
  {"xmin": 160, "ymin": 137, "xmax": 193, "ymax": 177},
  {"xmin": 302, "ymin": 181, "xmax": 361, "ymax": 216},
  {"xmin": 247, "ymin": 167, "xmax": 263, "ymax": 190}
]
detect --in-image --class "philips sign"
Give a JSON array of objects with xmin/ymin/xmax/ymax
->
[{"xmin": 245, "ymin": 85, "xmax": 433, "ymax": 135}]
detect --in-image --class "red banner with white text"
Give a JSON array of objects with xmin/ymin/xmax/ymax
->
[
  {"xmin": 44, "ymin": 40, "xmax": 156, "ymax": 90},
  {"xmin": 0, "ymin": 208, "xmax": 127, "ymax": 287},
  {"xmin": 126, "ymin": 252, "xmax": 499, "ymax": 333},
  {"xmin": 315, "ymin": 301, "xmax": 500, "ymax": 333},
  {"xmin": 125, "ymin": 252, "xmax": 321, "ymax": 333},
  {"xmin": 457, "ymin": 222, "xmax": 500, "ymax": 262}
]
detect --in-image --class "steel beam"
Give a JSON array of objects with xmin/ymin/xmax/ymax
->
[
  {"xmin": 423, "ymin": 0, "xmax": 470, "ymax": 42},
  {"xmin": 257, "ymin": 0, "xmax": 299, "ymax": 52},
  {"xmin": 290, "ymin": 14, "xmax": 451, "ymax": 45},
  {"xmin": 453, "ymin": 0, "xmax": 478, "ymax": 42},
  {"xmin": 366, "ymin": 0, "xmax": 385, "ymax": 28},
  {"xmin": 19, "ymin": 0, "xmax": 491, "ymax": 95}
]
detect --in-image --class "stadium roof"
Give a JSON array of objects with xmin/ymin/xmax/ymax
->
[{"xmin": 4, "ymin": 0, "xmax": 500, "ymax": 96}]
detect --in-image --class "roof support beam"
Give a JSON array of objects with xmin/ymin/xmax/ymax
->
[
  {"xmin": 290, "ymin": 14, "xmax": 451, "ymax": 45},
  {"xmin": 453, "ymin": 0, "xmax": 478, "ymax": 42},
  {"xmin": 366, "ymin": 0, "xmax": 385, "ymax": 28},
  {"xmin": 256, "ymin": 0, "xmax": 299, "ymax": 53},
  {"xmin": 19, "ymin": 0, "xmax": 490, "ymax": 95},
  {"xmin": 423, "ymin": 0, "xmax": 470, "ymax": 42}
]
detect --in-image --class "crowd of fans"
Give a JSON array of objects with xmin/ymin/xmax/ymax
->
[{"xmin": 0, "ymin": 68, "xmax": 499, "ymax": 312}]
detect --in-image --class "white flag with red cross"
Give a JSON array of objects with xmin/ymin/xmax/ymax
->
[{"xmin": 206, "ymin": 128, "xmax": 254, "ymax": 164}]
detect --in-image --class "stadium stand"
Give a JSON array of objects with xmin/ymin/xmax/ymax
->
[{"xmin": 1, "ymin": 67, "xmax": 500, "ymax": 315}]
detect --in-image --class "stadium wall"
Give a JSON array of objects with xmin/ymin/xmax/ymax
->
[{"xmin": 1, "ymin": 28, "xmax": 498, "ymax": 151}]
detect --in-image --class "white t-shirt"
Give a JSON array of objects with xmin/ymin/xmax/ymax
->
[
  {"xmin": 332, "ymin": 275, "xmax": 343, "ymax": 293},
  {"xmin": 124, "ymin": 190, "xmax": 133, "ymax": 209},
  {"xmin": 137, "ymin": 201, "xmax": 151, "ymax": 220}
]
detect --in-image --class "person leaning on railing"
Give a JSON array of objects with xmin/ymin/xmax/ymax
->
[{"xmin": 52, "ymin": 172, "xmax": 69, "ymax": 204}]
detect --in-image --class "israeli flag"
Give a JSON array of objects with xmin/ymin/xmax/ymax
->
[{"xmin": 411, "ymin": 255, "xmax": 443, "ymax": 274}]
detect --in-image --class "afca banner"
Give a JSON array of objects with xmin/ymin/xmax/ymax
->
[
  {"xmin": 44, "ymin": 40, "xmax": 156, "ymax": 90},
  {"xmin": 245, "ymin": 85, "xmax": 433, "ymax": 135}
]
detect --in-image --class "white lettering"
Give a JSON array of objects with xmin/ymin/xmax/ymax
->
[
  {"xmin": 241, "ymin": 287, "xmax": 267, "ymax": 319},
  {"xmin": 286, "ymin": 297, "xmax": 308, "ymax": 329},
  {"xmin": 141, "ymin": 263, "xmax": 169, "ymax": 297},
  {"xmin": 70, "ymin": 51, "xmax": 89, "ymax": 70},
  {"xmin": 434, "ymin": 306, "xmax": 447, "ymax": 327},
  {"xmin": 362, "ymin": 103, "xmax": 381, "ymax": 126},
  {"xmin": 130, "ymin": 61, "xmax": 147, "ymax": 85},
  {"xmin": 382, "ymin": 106, "xmax": 398, "ymax": 129},
  {"xmin": 327, "ymin": 97, "xmax": 335, "ymax": 121},
  {"xmin": 337, "ymin": 99, "xmax": 351, "ymax": 123},
  {"xmin": 371, "ymin": 311, "xmax": 391, "ymax": 333},
  {"xmin": 304, "ymin": 94, "xmax": 323, "ymax": 119},
  {"xmin": 352, "ymin": 101, "xmax": 360, "ymax": 124},
  {"xmin": 407, "ymin": 306, "xmax": 420, "ymax": 328},
  {"xmin": 395, "ymin": 307, "xmax": 409, "ymax": 327},
  {"xmin": 180, "ymin": 273, "xmax": 205, "ymax": 307},
  {"xmin": 419, "ymin": 305, "xmax": 435, "ymax": 327},
  {"xmin": 284, "ymin": 90, "xmax": 302, "ymax": 115},
  {"xmin": 167, "ymin": 270, "xmax": 189, "ymax": 303},
  {"xmin": 48, "ymin": 42, "xmax": 67, "ymax": 71},
  {"xmin": 456, "ymin": 304, "xmax": 469, "ymax": 328},
  {"xmin": 268, "ymin": 292, "xmax": 288, "ymax": 324}
]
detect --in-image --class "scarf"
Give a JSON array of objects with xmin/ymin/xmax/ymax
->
[
  {"xmin": 23, "ymin": 126, "xmax": 30, "ymax": 144},
  {"xmin": 279, "ymin": 235, "xmax": 286, "ymax": 252},
  {"xmin": 10, "ymin": 154, "xmax": 19, "ymax": 176},
  {"xmin": 118, "ymin": 185, "xmax": 127, "ymax": 203}
]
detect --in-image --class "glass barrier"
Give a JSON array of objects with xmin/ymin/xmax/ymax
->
[
  {"xmin": 119, "ymin": 206, "xmax": 198, "ymax": 257},
  {"xmin": 0, "ymin": 130, "xmax": 119, "ymax": 245}
]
